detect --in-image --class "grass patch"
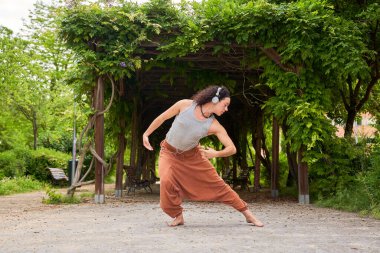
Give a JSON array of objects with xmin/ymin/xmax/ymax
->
[
  {"xmin": 78, "ymin": 192, "xmax": 95, "ymax": 202},
  {"xmin": 0, "ymin": 176, "xmax": 45, "ymax": 196},
  {"xmin": 42, "ymin": 187, "xmax": 81, "ymax": 204},
  {"xmin": 42, "ymin": 188, "xmax": 96, "ymax": 204},
  {"xmin": 78, "ymin": 192, "xmax": 95, "ymax": 199},
  {"xmin": 315, "ymin": 188, "xmax": 380, "ymax": 220}
]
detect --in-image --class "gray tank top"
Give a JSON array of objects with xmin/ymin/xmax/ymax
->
[{"xmin": 166, "ymin": 102, "xmax": 214, "ymax": 151}]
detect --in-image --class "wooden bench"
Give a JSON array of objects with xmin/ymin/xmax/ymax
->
[
  {"xmin": 223, "ymin": 167, "xmax": 253, "ymax": 192},
  {"xmin": 127, "ymin": 178, "xmax": 153, "ymax": 195},
  {"xmin": 48, "ymin": 168, "xmax": 69, "ymax": 182},
  {"xmin": 123, "ymin": 166, "xmax": 159, "ymax": 195}
]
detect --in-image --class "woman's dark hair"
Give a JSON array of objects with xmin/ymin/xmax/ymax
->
[{"xmin": 191, "ymin": 85, "xmax": 230, "ymax": 105}]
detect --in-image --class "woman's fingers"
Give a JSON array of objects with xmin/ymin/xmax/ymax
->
[
  {"xmin": 143, "ymin": 136, "xmax": 153, "ymax": 150},
  {"xmin": 144, "ymin": 143, "xmax": 153, "ymax": 150},
  {"xmin": 200, "ymin": 147, "xmax": 215, "ymax": 159},
  {"xmin": 144, "ymin": 142, "xmax": 153, "ymax": 150}
]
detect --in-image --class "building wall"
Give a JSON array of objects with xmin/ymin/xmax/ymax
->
[{"xmin": 335, "ymin": 112, "xmax": 377, "ymax": 138}]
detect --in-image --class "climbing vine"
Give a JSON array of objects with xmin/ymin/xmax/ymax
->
[{"xmin": 58, "ymin": 0, "xmax": 376, "ymax": 192}]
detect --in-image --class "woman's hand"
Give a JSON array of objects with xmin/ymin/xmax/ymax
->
[
  {"xmin": 199, "ymin": 146, "xmax": 218, "ymax": 159},
  {"xmin": 143, "ymin": 134, "xmax": 153, "ymax": 151}
]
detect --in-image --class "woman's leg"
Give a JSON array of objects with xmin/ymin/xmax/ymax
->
[
  {"xmin": 158, "ymin": 151, "xmax": 185, "ymax": 225},
  {"xmin": 242, "ymin": 209, "xmax": 264, "ymax": 227},
  {"xmin": 173, "ymin": 152, "xmax": 247, "ymax": 210},
  {"xmin": 173, "ymin": 150, "xmax": 263, "ymax": 226}
]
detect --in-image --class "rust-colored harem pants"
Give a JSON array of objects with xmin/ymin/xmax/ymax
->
[{"xmin": 159, "ymin": 140, "xmax": 248, "ymax": 218}]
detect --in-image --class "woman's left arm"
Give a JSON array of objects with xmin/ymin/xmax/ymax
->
[{"xmin": 200, "ymin": 119, "xmax": 236, "ymax": 159}]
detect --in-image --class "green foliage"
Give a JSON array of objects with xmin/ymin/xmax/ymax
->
[
  {"xmin": 25, "ymin": 148, "xmax": 71, "ymax": 182},
  {"xmin": 40, "ymin": 130, "xmax": 74, "ymax": 154},
  {"xmin": 0, "ymin": 149, "xmax": 31, "ymax": 179},
  {"xmin": 278, "ymin": 152, "xmax": 290, "ymax": 187},
  {"xmin": 0, "ymin": 2, "xmax": 79, "ymax": 151},
  {"xmin": 316, "ymin": 158, "xmax": 380, "ymax": 219},
  {"xmin": 42, "ymin": 187, "xmax": 80, "ymax": 204},
  {"xmin": 309, "ymin": 138, "xmax": 374, "ymax": 199},
  {"xmin": 286, "ymin": 101, "xmax": 336, "ymax": 153},
  {"xmin": 0, "ymin": 176, "xmax": 45, "ymax": 196},
  {"xmin": 59, "ymin": 1, "xmax": 162, "ymax": 79},
  {"xmin": 310, "ymin": 136, "xmax": 380, "ymax": 219},
  {"xmin": 58, "ymin": 0, "xmax": 372, "ymax": 159},
  {"xmin": 0, "ymin": 148, "xmax": 70, "ymax": 181}
]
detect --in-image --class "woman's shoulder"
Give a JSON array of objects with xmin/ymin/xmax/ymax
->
[{"xmin": 176, "ymin": 99, "xmax": 194, "ymax": 109}]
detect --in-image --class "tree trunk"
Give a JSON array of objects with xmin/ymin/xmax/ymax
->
[
  {"xmin": 281, "ymin": 120, "xmax": 298, "ymax": 186},
  {"xmin": 285, "ymin": 145, "xmax": 298, "ymax": 187},
  {"xmin": 344, "ymin": 108, "xmax": 356, "ymax": 138},
  {"xmin": 341, "ymin": 74, "xmax": 378, "ymax": 138}
]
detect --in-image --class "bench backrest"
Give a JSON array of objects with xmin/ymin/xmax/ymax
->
[{"xmin": 48, "ymin": 168, "xmax": 68, "ymax": 181}]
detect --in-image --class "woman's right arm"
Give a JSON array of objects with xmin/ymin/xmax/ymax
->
[{"xmin": 143, "ymin": 99, "xmax": 192, "ymax": 150}]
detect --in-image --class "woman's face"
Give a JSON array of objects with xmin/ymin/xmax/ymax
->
[{"xmin": 214, "ymin": 97, "xmax": 230, "ymax": 116}]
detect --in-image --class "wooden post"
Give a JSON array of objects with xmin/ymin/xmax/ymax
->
[
  {"xmin": 115, "ymin": 79, "xmax": 126, "ymax": 197},
  {"xmin": 254, "ymin": 113, "xmax": 263, "ymax": 191},
  {"xmin": 254, "ymin": 136, "xmax": 261, "ymax": 191},
  {"xmin": 124, "ymin": 99, "xmax": 138, "ymax": 188},
  {"xmin": 94, "ymin": 77, "xmax": 105, "ymax": 203},
  {"xmin": 297, "ymin": 146, "xmax": 309, "ymax": 204},
  {"xmin": 130, "ymin": 98, "xmax": 138, "ymax": 167},
  {"xmin": 271, "ymin": 116, "xmax": 279, "ymax": 198}
]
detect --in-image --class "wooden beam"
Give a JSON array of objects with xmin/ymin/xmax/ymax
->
[{"xmin": 271, "ymin": 116, "xmax": 280, "ymax": 198}]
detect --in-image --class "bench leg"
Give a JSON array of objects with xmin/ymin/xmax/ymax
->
[{"xmin": 144, "ymin": 186, "xmax": 153, "ymax": 193}]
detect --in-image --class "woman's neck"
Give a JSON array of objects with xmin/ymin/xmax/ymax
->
[{"xmin": 200, "ymin": 104, "xmax": 212, "ymax": 118}]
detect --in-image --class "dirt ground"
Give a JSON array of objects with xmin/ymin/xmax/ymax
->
[{"xmin": 0, "ymin": 184, "xmax": 379, "ymax": 253}]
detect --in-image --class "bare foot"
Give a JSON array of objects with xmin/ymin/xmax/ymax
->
[
  {"xmin": 167, "ymin": 213, "xmax": 184, "ymax": 227},
  {"xmin": 242, "ymin": 210, "xmax": 264, "ymax": 227}
]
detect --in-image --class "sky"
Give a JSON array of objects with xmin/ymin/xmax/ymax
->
[{"xmin": 0, "ymin": 0, "xmax": 54, "ymax": 34}]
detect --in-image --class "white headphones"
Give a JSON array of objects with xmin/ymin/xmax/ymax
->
[{"xmin": 212, "ymin": 87, "xmax": 222, "ymax": 104}]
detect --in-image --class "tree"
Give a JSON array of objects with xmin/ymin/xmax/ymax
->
[
  {"xmin": 21, "ymin": 0, "xmax": 77, "ymax": 150},
  {"xmin": 0, "ymin": 26, "xmax": 43, "ymax": 149},
  {"xmin": 0, "ymin": 1, "xmax": 78, "ymax": 151},
  {"xmin": 332, "ymin": 1, "xmax": 379, "ymax": 138},
  {"xmin": 0, "ymin": 27, "xmax": 31, "ymax": 149}
]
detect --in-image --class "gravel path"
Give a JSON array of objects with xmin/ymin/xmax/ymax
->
[{"xmin": 0, "ymin": 184, "xmax": 379, "ymax": 253}]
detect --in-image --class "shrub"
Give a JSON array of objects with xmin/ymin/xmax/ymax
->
[
  {"xmin": 0, "ymin": 148, "xmax": 71, "ymax": 182},
  {"xmin": 25, "ymin": 148, "xmax": 71, "ymax": 182},
  {"xmin": 358, "ymin": 142, "xmax": 380, "ymax": 217},
  {"xmin": 309, "ymin": 137, "xmax": 371, "ymax": 199},
  {"xmin": 314, "ymin": 138, "xmax": 380, "ymax": 219},
  {"xmin": 42, "ymin": 187, "xmax": 80, "ymax": 204},
  {"xmin": 0, "ymin": 149, "xmax": 31, "ymax": 179}
]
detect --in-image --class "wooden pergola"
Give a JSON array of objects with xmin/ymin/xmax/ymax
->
[{"xmin": 91, "ymin": 42, "xmax": 309, "ymax": 204}]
